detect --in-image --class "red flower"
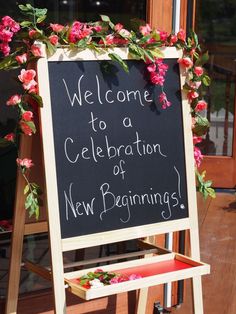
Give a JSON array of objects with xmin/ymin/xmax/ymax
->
[
  {"xmin": 195, "ymin": 100, "xmax": 207, "ymax": 112},
  {"xmin": 2, "ymin": 16, "xmax": 20, "ymax": 33},
  {"xmin": 20, "ymin": 121, "xmax": 33, "ymax": 136},
  {"xmin": 16, "ymin": 158, "xmax": 34, "ymax": 169},
  {"xmin": 4, "ymin": 133, "xmax": 15, "ymax": 142},
  {"xmin": 177, "ymin": 29, "xmax": 186, "ymax": 41},
  {"xmin": 49, "ymin": 34, "xmax": 59, "ymax": 45}
]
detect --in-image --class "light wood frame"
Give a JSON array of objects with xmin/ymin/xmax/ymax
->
[{"xmin": 34, "ymin": 46, "xmax": 207, "ymax": 314}]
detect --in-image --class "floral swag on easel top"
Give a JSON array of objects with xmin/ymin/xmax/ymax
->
[{"xmin": 0, "ymin": 4, "xmax": 215, "ymax": 220}]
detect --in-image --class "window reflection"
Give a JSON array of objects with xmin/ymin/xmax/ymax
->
[{"xmin": 196, "ymin": 0, "xmax": 236, "ymax": 156}]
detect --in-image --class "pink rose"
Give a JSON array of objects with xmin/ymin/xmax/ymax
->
[
  {"xmin": 15, "ymin": 53, "xmax": 27, "ymax": 64},
  {"xmin": 28, "ymin": 29, "xmax": 37, "ymax": 38},
  {"xmin": 22, "ymin": 111, "xmax": 33, "ymax": 122},
  {"xmin": 177, "ymin": 29, "xmax": 186, "ymax": 41},
  {"xmin": 139, "ymin": 24, "xmax": 151, "ymax": 36},
  {"xmin": 178, "ymin": 57, "xmax": 193, "ymax": 68},
  {"xmin": 4, "ymin": 133, "xmax": 15, "ymax": 142},
  {"xmin": 31, "ymin": 44, "xmax": 42, "ymax": 57},
  {"xmin": 16, "ymin": 158, "xmax": 34, "ymax": 169},
  {"xmin": 195, "ymin": 100, "xmax": 207, "ymax": 112},
  {"xmin": 20, "ymin": 121, "xmax": 33, "ymax": 136},
  {"xmin": 159, "ymin": 30, "xmax": 168, "ymax": 42},
  {"xmin": 49, "ymin": 34, "xmax": 59, "ymax": 45},
  {"xmin": 18, "ymin": 69, "xmax": 37, "ymax": 91},
  {"xmin": 187, "ymin": 90, "xmax": 199, "ymax": 102},
  {"xmin": 194, "ymin": 66, "xmax": 204, "ymax": 77},
  {"xmin": 6, "ymin": 94, "xmax": 22, "ymax": 106},
  {"xmin": 50, "ymin": 23, "xmax": 64, "ymax": 32},
  {"xmin": 194, "ymin": 146, "xmax": 203, "ymax": 168},
  {"xmin": 114, "ymin": 23, "xmax": 123, "ymax": 32},
  {"xmin": 93, "ymin": 25, "xmax": 102, "ymax": 32}
]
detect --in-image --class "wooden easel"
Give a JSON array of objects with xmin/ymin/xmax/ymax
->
[{"xmin": 5, "ymin": 46, "xmax": 209, "ymax": 314}]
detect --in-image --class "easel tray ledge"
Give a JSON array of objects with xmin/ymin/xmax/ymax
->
[{"xmin": 64, "ymin": 252, "xmax": 210, "ymax": 301}]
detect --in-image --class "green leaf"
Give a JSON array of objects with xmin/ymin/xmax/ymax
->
[
  {"xmin": 108, "ymin": 52, "xmax": 129, "ymax": 73},
  {"xmin": 202, "ymin": 74, "xmax": 211, "ymax": 86},
  {"xmin": 0, "ymin": 53, "xmax": 19, "ymax": 70},
  {"xmin": 195, "ymin": 51, "xmax": 209, "ymax": 66},
  {"xmin": 193, "ymin": 115, "xmax": 210, "ymax": 136},
  {"xmin": 18, "ymin": 4, "xmax": 29, "ymax": 11},
  {"xmin": 20, "ymin": 21, "xmax": 33, "ymax": 27},
  {"xmin": 128, "ymin": 44, "xmax": 144, "ymax": 60},
  {"xmin": 29, "ymin": 93, "xmax": 43, "ymax": 107},
  {"xmin": 148, "ymin": 48, "xmax": 164, "ymax": 59},
  {"xmin": 24, "ymin": 121, "xmax": 36, "ymax": 134},
  {"xmin": 130, "ymin": 18, "xmax": 146, "ymax": 32},
  {"xmin": 100, "ymin": 15, "xmax": 111, "ymax": 23},
  {"xmin": 36, "ymin": 15, "xmax": 47, "ymax": 24},
  {"xmin": 24, "ymin": 184, "xmax": 30, "ymax": 195}
]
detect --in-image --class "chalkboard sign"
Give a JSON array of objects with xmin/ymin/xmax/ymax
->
[{"xmin": 46, "ymin": 53, "xmax": 189, "ymax": 239}]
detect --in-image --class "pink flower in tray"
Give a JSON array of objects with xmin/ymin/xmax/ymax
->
[
  {"xmin": 16, "ymin": 158, "xmax": 34, "ymax": 169},
  {"xmin": 128, "ymin": 274, "xmax": 142, "ymax": 280},
  {"xmin": 6, "ymin": 94, "xmax": 21, "ymax": 106}
]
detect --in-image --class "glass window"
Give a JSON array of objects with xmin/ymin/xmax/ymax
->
[{"xmin": 196, "ymin": 0, "xmax": 236, "ymax": 156}]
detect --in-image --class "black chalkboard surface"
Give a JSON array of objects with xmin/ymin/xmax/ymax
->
[{"xmin": 47, "ymin": 58, "xmax": 188, "ymax": 239}]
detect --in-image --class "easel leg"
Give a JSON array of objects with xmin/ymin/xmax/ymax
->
[
  {"xmin": 5, "ymin": 136, "xmax": 32, "ymax": 314},
  {"xmin": 136, "ymin": 288, "xmax": 148, "ymax": 314},
  {"xmin": 192, "ymin": 276, "xmax": 203, "ymax": 314}
]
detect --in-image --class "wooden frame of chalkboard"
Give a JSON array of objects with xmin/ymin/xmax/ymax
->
[{"xmin": 36, "ymin": 46, "xmax": 209, "ymax": 313}]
